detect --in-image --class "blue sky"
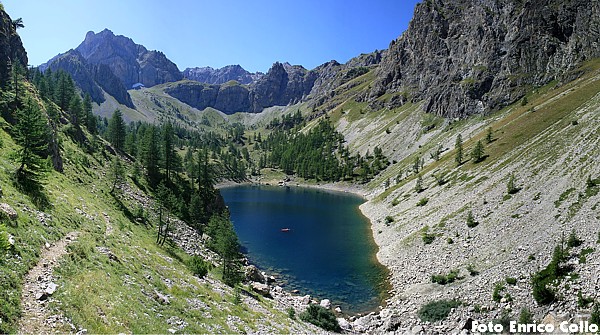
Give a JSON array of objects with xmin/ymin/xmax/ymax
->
[{"xmin": 4, "ymin": 0, "xmax": 420, "ymax": 73}]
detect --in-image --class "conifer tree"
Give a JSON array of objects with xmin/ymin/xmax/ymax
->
[
  {"xmin": 162, "ymin": 122, "xmax": 177, "ymax": 183},
  {"xmin": 415, "ymin": 174, "xmax": 424, "ymax": 193},
  {"xmin": 14, "ymin": 100, "xmax": 49, "ymax": 183},
  {"xmin": 471, "ymin": 140, "xmax": 485, "ymax": 163},
  {"xmin": 109, "ymin": 155, "xmax": 125, "ymax": 194},
  {"xmin": 455, "ymin": 134, "xmax": 463, "ymax": 166},
  {"xmin": 140, "ymin": 125, "xmax": 161, "ymax": 187},
  {"xmin": 485, "ymin": 127, "xmax": 493, "ymax": 144},
  {"xmin": 207, "ymin": 215, "xmax": 243, "ymax": 287},
  {"xmin": 107, "ymin": 110, "xmax": 126, "ymax": 151}
]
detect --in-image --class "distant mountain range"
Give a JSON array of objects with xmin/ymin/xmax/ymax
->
[
  {"xmin": 42, "ymin": 0, "xmax": 600, "ymax": 119},
  {"xmin": 43, "ymin": 29, "xmax": 380, "ymax": 114}
]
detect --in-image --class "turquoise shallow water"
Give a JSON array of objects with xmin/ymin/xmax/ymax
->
[{"xmin": 220, "ymin": 185, "xmax": 388, "ymax": 314}]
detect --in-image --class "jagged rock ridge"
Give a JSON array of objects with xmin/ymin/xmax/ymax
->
[
  {"xmin": 42, "ymin": 29, "xmax": 183, "ymax": 107},
  {"xmin": 183, "ymin": 65, "xmax": 263, "ymax": 85},
  {"xmin": 371, "ymin": 0, "xmax": 600, "ymax": 118}
]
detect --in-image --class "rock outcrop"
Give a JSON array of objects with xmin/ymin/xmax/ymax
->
[
  {"xmin": 0, "ymin": 8, "xmax": 28, "ymax": 87},
  {"xmin": 166, "ymin": 62, "xmax": 317, "ymax": 114},
  {"xmin": 371, "ymin": 0, "xmax": 600, "ymax": 118},
  {"xmin": 183, "ymin": 65, "xmax": 263, "ymax": 85}
]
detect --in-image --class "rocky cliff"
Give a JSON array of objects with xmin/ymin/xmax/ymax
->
[
  {"xmin": 42, "ymin": 29, "xmax": 182, "ymax": 108},
  {"xmin": 183, "ymin": 65, "xmax": 263, "ymax": 85},
  {"xmin": 0, "ymin": 8, "xmax": 27, "ymax": 87},
  {"xmin": 166, "ymin": 62, "xmax": 317, "ymax": 114},
  {"xmin": 371, "ymin": 0, "xmax": 600, "ymax": 118},
  {"xmin": 76, "ymin": 29, "xmax": 182, "ymax": 88}
]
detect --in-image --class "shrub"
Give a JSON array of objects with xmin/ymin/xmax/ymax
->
[
  {"xmin": 567, "ymin": 230, "xmax": 582, "ymax": 248},
  {"xmin": 507, "ymin": 173, "xmax": 520, "ymax": 194},
  {"xmin": 287, "ymin": 307, "xmax": 296, "ymax": 320},
  {"xmin": 466, "ymin": 211, "xmax": 478, "ymax": 228},
  {"xmin": 422, "ymin": 232, "xmax": 436, "ymax": 245},
  {"xmin": 466, "ymin": 264, "xmax": 479, "ymax": 276},
  {"xmin": 577, "ymin": 291, "xmax": 594, "ymax": 308},
  {"xmin": 579, "ymin": 247, "xmax": 594, "ymax": 264},
  {"xmin": 391, "ymin": 198, "xmax": 400, "ymax": 206},
  {"xmin": 416, "ymin": 197, "xmax": 429, "ymax": 206},
  {"xmin": 187, "ymin": 256, "xmax": 209, "ymax": 278},
  {"xmin": 431, "ymin": 269, "xmax": 460, "ymax": 285},
  {"xmin": 0, "ymin": 224, "xmax": 10, "ymax": 252},
  {"xmin": 417, "ymin": 300, "xmax": 461, "ymax": 322},
  {"xmin": 492, "ymin": 283, "xmax": 505, "ymax": 302},
  {"xmin": 518, "ymin": 307, "xmax": 533, "ymax": 324},
  {"xmin": 505, "ymin": 277, "xmax": 517, "ymax": 285},
  {"xmin": 385, "ymin": 216, "xmax": 394, "ymax": 224},
  {"xmin": 299, "ymin": 304, "xmax": 341, "ymax": 332},
  {"xmin": 591, "ymin": 303, "xmax": 600, "ymax": 326}
]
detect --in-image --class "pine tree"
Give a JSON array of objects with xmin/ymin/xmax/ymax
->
[
  {"xmin": 107, "ymin": 110, "xmax": 126, "ymax": 151},
  {"xmin": 471, "ymin": 140, "xmax": 485, "ymax": 163},
  {"xmin": 109, "ymin": 155, "xmax": 124, "ymax": 194},
  {"xmin": 415, "ymin": 174, "xmax": 424, "ymax": 193},
  {"xmin": 67, "ymin": 94, "xmax": 82, "ymax": 127},
  {"xmin": 207, "ymin": 215, "xmax": 243, "ymax": 287},
  {"xmin": 14, "ymin": 100, "xmax": 49, "ymax": 184},
  {"xmin": 485, "ymin": 127, "xmax": 493, "ymax": 144},
  {"xmin": 82, "ymin": 93, "xmax": 97, "ymax": 134},
  {"xmin": 162, "ymin": 122, "xmax": 176, "ymax": 183},
  {"xmin": 455, "ymin": 134, "xmax": 463, "ymax": 166},
  {"xmin": 141, "ymin": 126, "xmax": 161, "ymax": 187}
]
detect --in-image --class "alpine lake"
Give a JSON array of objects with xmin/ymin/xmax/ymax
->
[{"xmin": 220, "ymin": 184, "xmax": 389, "ymax": 314}]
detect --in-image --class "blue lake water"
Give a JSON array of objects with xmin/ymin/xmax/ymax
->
[{"xmin": 220, "ymin": 185, "xmax": 389, "ymax": 314}]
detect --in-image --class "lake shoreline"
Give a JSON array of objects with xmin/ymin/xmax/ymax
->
[{"xmin": 217, "ymin": 177, "xmax": 394, "ymax": 315}]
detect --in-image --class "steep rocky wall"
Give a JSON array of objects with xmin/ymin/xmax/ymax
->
[
  {"xmin": 371, "ymin": 0, "xmax": 600, "ymax": 118},
  {"xmin": 0, "ymin": 8, "xmax": 27, "ymax": 87}
]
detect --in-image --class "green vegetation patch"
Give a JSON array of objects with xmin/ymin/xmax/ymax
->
[{"xmin": 417, "ymin": 300, "xmax": 461, "ymax": 323}]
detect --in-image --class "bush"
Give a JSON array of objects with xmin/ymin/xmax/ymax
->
[
  {"xmin": 431, "ymin": 269, "xmax": 460, "ymax": 285},
  {"xmin": 385, "ymin": 216, "xmax": 394, "ymax": 224},
  {"xmin": 466, "ymin": 211, "xmax": 478, "ymax": 228},
  {"xmin": 506, "ymin": 277, "xmax": 517, "ymax": 285},
  {"xmin": 287, "ymin": 307, "xmax": 296, "ymax": 320},
  {"xmin": 0, "ymin": 224, "xmax": 10, "ymax": 252},
  {"xmin": 187, "ymin": 256, "xmax": 210, "ymax": 278},
  {"xmin": 507, "ymin": 174, "xmax": 520, "ymax": 194},
  {"xmin": 492, "ymin": 283, "xmax": 505, "ymax": 302},
  {"xmin": 466, "ymin": 264, "xmax": 479, "ymax": 276},
  {"xmin": 299, "ymin": 304, "xmax": 341, "ymax": 332},
  {"xmin": 416, "ymin": 197, "xmax": 429, "ymax": 206},
  {"xmin": 577, "ymin": 291, "xmax": 594, "ymax": 308},
  {"xmin": 567, "ymin": 230, "xmax": 582, "ymax": 248},
  {"xmin": 591, "ymin": 303, "xmax": 600, "ymax": 326},
  {"xmin": 422, "ymin": 232, "xmax": 436, "ymax": 245},
  {"xmin": 518, "ymin": 307, "xmax": 533, "ymax": 324},
  {"xmin": 417, "ymin": 300, "xmax": 461, "ymax": 322}
]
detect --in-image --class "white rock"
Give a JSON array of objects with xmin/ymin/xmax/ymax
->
[
  {"xmin": 337, "ymin": 318, "xmax": 351, "ymax": 331},
  {"xmin": 320, "ymin": 299, "xmax": 331, "ymax": 309},
  {"xmin": 45, "ymin": 282, "xmax": 58, "ymax": 295}
]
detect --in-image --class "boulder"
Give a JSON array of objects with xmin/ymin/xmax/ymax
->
[
  {"xmin": 45, "ymin": 282, "xmax": 58, "ymax": 296},
  {"xmin": 251, "ymin": 282, "xmax": 271, "ymax": 297},
  {"xmin": 337, "ymin": 318, "xmax": 352, "ymax": 331},
  {"xmin": 154, "ymin": 290, "xmax": 171, "ymax": 305},
  {"xmin": 320, "ymin": 299, "xmax": 331, "ymax": 309},
  {"xmin": 0, "ymin": 203, "xmax": 17, "ymax": 220},
  {"xmin": 244, "ymin": 265, "xmax": 266, "ymax": 283}
]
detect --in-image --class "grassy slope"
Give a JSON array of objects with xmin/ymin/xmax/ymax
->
[{"xmin": 0, "ymin": 109, "xmax": 316, "ymax": 333}]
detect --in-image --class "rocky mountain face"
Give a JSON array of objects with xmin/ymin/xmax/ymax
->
[
  {"xmin": 75, "ymin": 29, "xmax": 182, "ymax": 88},
  {"xmin": 371, "ymin": 0, "xmax": 600, "ymax": 118},
  {"xmin": 0, "ymin": 9, "xmax": 27, "ymax": 88},
  {"xmin": 166, "ymin": 62, "xmax": 318, "ymax": 114},
  {"xmin": 183, "ymin": 65, "xmax": 263, "ymax": 85},
  {"xmin": 42, "ymin": 29, "xmax": 183, "ymax": 107}
]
